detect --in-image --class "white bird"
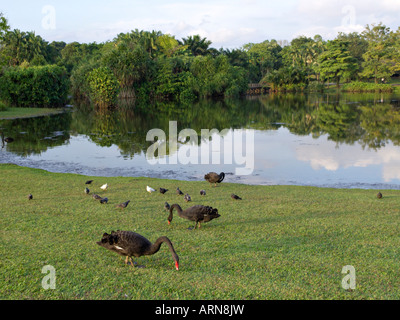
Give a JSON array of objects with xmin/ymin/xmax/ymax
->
[
  {"xmin": 100, "ymin": 183, "xmax": 108, "ymax": 191},
  {"xmin": 147, "ymin": 186, "xmax": 156, "ymax": 193}
]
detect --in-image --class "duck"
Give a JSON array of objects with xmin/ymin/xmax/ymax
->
[
  {"xmin": 92, "ymin": 194, "xmax": 103, "ymax": 200},
  {"xmin": 96, "ymin": 230, "xmax": 179, "ymax": 270},
  {"xmin": 184, "ymin": 193, "xmax": 191, "ymax": 202},
  {"xmin": 147, "ymin": 186, "xmax": 156, "ymax": 193},
  {"xmin": 116, "ymin": 200, "xmax": 130, "ymax": 209},
  {"xmin": 176, "ymin": 187, "xmax": 184, "ymax": 195},
  {"xmin": 200, "ymin": 190, "xmax": 206, "ymax": 196},
  {"xmin": 231, "ymin": 194, "xmax": 242, "ymax": 200},
  {"xmin": 159, "ymin": 188, "xmax": 168, "ymax": 194},
  {"xmin": 100, "ymin": 183, "xmax": 108, "ymax": 191},
  {"xmin": 204, "ymin": 172, "xmax": 225, "ymax": 187},
  {"xmin": 168, "ymin": 204, "xmax": 220, "ymax": 230}
]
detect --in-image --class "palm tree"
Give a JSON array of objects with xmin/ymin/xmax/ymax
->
[{"xmin": 179, "ymin": 35, "xmax": 212, "ymax": 56}]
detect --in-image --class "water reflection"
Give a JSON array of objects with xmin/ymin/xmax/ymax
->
[{"xmin": 1, "ymin": 92, "xmax": 400, "ymax": 188}]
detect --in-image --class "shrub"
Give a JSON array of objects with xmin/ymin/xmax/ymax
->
[
  {"xmin": 0, "ymin": 100, "xmax": 7, "ymax": 111},
  {"xmin": 341, "ymin": 81, "xmax": 393, "ymax": 93},
  {"xmin": 86, "ymin": 67, "xmax": 120, "ymax": 108},
  {"xmin": 0, "ymin": 65, "xmax": 69, "ymax": 108}
]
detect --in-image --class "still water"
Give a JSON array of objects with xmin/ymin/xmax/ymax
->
[{"xmin": 1, "ymin": 93, "xmax": 400, "ymax": 189}]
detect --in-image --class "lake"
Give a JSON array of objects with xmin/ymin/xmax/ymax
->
[{"xmin": 1, "ymin": 92, "xmax": 400, "ymax": 189}]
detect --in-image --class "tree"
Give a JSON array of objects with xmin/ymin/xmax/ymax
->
[
  {"xmin": 360, "ymin": 23, "xmax": 397, "ymax": 83},
  {"xmin": 243, "ymin": 40, "xmax": 282, "ymax": 81},
  {"xmin": 316, "ymin": 39, "xmax": 358, "ymax": 88},
  {"xmin": 336, "ymin": 32, "xmax": 368, "ymax": 79},
  {"xmin": 179, "ymin": 35, "xmax": 212, "ymax": 56},
  {"xmin": 1, "ymin": 29, "xmax": 49, "ymax": 66},
  {"xmin": 0, "ymin": 12, "xmax": 10, "ymax": 41}
]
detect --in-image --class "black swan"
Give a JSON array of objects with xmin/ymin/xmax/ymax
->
[
  {"xmin": 97, "ymin": 230, "xmax": 179, "ymax": 270},
  {"xmin": 231, "ymin": 194, "xmax": 242, "ymax": 200},
  {"xmin": 168, "ymin": 204, "xmax": 220, "ymax": 229},
  {"xmin": 116, "ymin": 200, "xmax": 130, "ymax": 209},
  {"xmin": 204, "ymin": 172, "xmax": 225, "ymax": 187}
]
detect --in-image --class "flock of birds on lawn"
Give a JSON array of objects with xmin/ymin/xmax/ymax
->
[
  {"xmin": 25, "ymin": 169, "xmax": 386, "ymax": 271},
  {"xmin": 91, "ymin": 171, "xmax": 233, "ymax": 271}
]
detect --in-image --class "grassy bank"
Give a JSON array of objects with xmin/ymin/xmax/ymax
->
[
  {"xmin": 0, "ymin": 107, "xmax": 66, "ymax": 119},
  {"xmin": 1, "ymin": 164, "xmax": 399, "ymax": 300}
]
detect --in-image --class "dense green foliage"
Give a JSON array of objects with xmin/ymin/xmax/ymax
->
[
  {"xmin": 0, "ymin": 11, "xmax": 399, "ymax": 107},
  {"xmin": 86, "ymin": 67, "xmax": 120, "ymax": 107},
  {"xmin": 0, "ymin": 64, "xmax": 69, "ymax": 107}
]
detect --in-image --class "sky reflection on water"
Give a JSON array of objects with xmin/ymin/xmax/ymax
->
[{"xmin": 2, "ymin": 126, "xmax": 400, "ymax": 189}]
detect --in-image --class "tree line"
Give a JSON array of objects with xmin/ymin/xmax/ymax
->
[{"xmin": 0, "ymin": 12, "xmax": 399, "ymax": 108}]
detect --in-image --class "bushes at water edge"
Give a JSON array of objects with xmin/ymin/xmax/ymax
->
[{"xmin": 0, "ymin": 64, "xmax": 69, "ymax": 108}]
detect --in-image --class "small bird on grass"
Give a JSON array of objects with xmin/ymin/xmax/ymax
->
[
  {"xmin": 164, "ymin": 202, "xmax": 171, "ymax": 211},
  {"xmin": 84, "ymin": 187, "xmax": 90, "ymax": 195},
  {"xmin": 100, "ymin": 197, "xmax": 109, "ymax": 204},
  {"xmin": 147, "ymin": 186, "xmax": 156, "ymax": 193},
  {"xmin": 85, "ymin": 180, "xmax": 93, "ymax": 185},
  {"xmin": 92, "ymin": 194, "xmax": 103, "ymax": 200},
  {"xmin": 231, "ymin": 194, "xmax": 242, "ymax": 200},
  {"xmin": 28, "ymin": 194, "xmax": 33, "ymax": 200},
  {"xmin": 100, "ymin": 183, "xmax": 108, "ymax": 191},
  {"xmin": 377, "ymin": 192, "xmax": 383, "ymax": 199},
  {"xmin": 160, "ymin": 188, "xmax": 168, "ymax": 194},
  {"xmin": 116, "ymin": 200, "xmax": 130, "ymax": 209},
  {"xmin": 176, "ymin": 187, "xmax": 184, "ymax": 195},
  {"xmin": 184, "ymin": 193, "xmax": 192, "ymax": 202},
  {"xmin": 200, "ymin": 190, "xmax": 206, "ymax": 196}
]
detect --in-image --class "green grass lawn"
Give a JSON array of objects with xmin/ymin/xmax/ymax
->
[
  {"xmin": 1, "ymin": 163, "xmax": 399, "ymax": 300},
  {"xmin": 0, "ymin": 107, "xmax": 66, "ymax": 119}
]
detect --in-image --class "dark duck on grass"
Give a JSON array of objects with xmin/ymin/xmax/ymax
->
[
  {"xmin": 231, "ymin": 194, "xmax": 242, "ymax": 200},
  {"xmin": 204, "ymin": 172, "xmax": 225, "ymax": 187},
  {"xmin": 116, "ymin": 200, "xmax": 130, "ymax": 209},
  {"xmin": 168, "ymin": 204, "xmax": 220, "ymax": 230},
  {"xmin": 97, "ymin": 230, "xmax": 179, "ymax": 270}
]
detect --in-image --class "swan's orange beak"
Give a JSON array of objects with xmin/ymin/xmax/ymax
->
[{"xmin": 175, "ymin": 261, "xmax": 179, "ymax": 270}]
